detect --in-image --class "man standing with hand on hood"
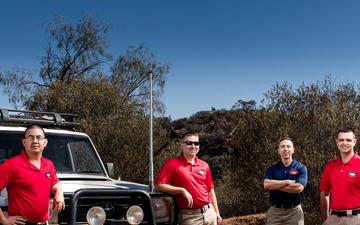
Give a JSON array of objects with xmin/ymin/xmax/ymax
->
[
  {"xmin": 155, "ymin": 131, "xmax": 222, "ymax": 225},
  {"xmin": 0, "ymin": 125, "xmax": 65, "ymax": 225}
]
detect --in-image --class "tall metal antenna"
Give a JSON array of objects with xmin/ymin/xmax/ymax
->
[{"xmin": 148, "ymin": 71, "xmax": 154, "ymax": 192}]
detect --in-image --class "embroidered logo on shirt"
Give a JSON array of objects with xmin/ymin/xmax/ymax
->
[
  {"xmin": 348, "ymin": 171, "xmax": 357, "ymax": 177},
  {"xmin": 45, "ymin": 171, "xmax": 51, "ymax": 178},
  {"xmin": 197, "ymin": 169, "xmax": 206, "ymax": 175},
  {"xmin": 288, "ymin": 170, "xmax": 299, "ymax": 175}
]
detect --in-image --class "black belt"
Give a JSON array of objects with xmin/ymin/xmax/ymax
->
[
  {"xmin": 200, "ymin": 203, "xmax": 211, "ymax": 213},
  {"xmin": 25, "ymin": 222, "xmax": 47, "ymax": 225},
  {"xmin": 179, "ymin": 203, "xmax": 212, "ymax": 215},
  {"xmin": 272, "ymin": 202, "xmax": 300, "ymax": 209},
  {"xmin": 331, "ymin": 209, "xmax": 360, "ymax": 217}
]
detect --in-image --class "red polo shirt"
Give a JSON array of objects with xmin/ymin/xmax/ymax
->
[
  {"xmin": 155, "ymin": 154, "xmax": 214, "ymax": 209},
  {"xmin": 0, "ymin": 150, "xmax": 59, "ymax": 222},
  {"xmin": 319, "ymin": 152, "xmax": 360, "ymax": 210}
]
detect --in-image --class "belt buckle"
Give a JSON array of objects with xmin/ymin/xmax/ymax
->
[
  {"xmin": 37, "ymin": 222, "xmax": 47, "ymax": 225},
  {"xmin": 278, "ymin": 204, "xmax": 289, "ymax": 208},
  {"xmin": 346, "ymin": 210, "xmax": 352, "ymax": 216}
]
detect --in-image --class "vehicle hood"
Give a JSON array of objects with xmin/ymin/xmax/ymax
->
[{"xmin": 59, "ymin": 174, "xmax": 149, "ymax": 193}]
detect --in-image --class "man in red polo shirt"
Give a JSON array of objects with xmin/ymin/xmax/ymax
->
[
  {"xmin": 320, "ymin": 127, "xmax": 360, "ymax": 225},
  {"xmin": 0, "ymin": 125, "xmax": 65, "ymax": 225},
  {"xmin": 155, "ymin": 132, "xmax": 222, "ymax": 225}
]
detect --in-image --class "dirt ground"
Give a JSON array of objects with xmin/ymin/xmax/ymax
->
[{"xmin": 222, "ymin": 213, "xmax": 266, "ymax": 225}]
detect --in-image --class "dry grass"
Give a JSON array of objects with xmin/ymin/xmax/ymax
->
[{"xmin": 222, "ymin": 213, "xmax": 266, "ymax": 225}]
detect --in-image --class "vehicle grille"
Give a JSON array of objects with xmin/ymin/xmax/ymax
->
[{"xmin": 61, "ymin": 189, "xmax": 154, "ymax": 225}]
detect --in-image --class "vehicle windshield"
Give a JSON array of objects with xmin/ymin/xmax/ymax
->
[{"xmin": 0, "ymin": 131, "xmax": 105, "ymax": 175}]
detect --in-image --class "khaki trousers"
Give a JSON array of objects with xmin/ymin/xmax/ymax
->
[
  {"xmin": 324, "ymin": 214, "xmax": 360, "ymax": 225},
  {"xmin": 178, "ymin": 203, "xmax": 217, "ymax": 225},
  {"xmin": 266, "ymin": 205, "xmax": 304, "ymax": 225}
]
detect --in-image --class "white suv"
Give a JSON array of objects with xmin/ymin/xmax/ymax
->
[{"xmin": 0, "ymin": 109, "xmax": 177, "ymax": 225}]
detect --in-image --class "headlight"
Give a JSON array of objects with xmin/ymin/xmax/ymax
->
[
  {"xmin": 126, "ymin": 205, "xmax": 144, "ymax": 225},
  {"xmin": 86, "ymin": 206, "xmax": 106, "ymax": 225},
  {"xmin": 151, "ymin": 197, "xmax": 174, "ymax": 223}
]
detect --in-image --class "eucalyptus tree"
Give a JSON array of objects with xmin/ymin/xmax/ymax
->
[
  {"xmin": 0, "ymin": 13, "xmax": 172, "ymax": 184},
  {"xmin": 110, "ymin": 44, "xmax": 171, "ymax": 115},
  {"xmin": 220, "ymin": 75, "xmax": 360, "ymax": 223},
  {"xmin": 0, "ymin": 13, "xmax": 112, "ymax": 110}
]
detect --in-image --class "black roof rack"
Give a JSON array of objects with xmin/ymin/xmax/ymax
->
[{"xmin": 0, "ymin": 109, "xmax": 80, "ymax": 129}]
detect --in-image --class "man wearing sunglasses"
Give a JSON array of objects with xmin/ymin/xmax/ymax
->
[{"xmin": 155, "ymin": 132, "xmax": 222, "ymax": 225}]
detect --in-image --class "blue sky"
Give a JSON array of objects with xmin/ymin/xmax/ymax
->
[{"xmin": 1, "ymin": 1, "xmax": 360, "ymax": 119}]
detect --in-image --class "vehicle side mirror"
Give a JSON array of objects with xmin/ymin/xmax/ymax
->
[{"xmin": 105, "ymin": 163, "xmax": 115, "ymax": 178}]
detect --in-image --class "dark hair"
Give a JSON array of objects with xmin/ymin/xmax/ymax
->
[
  {"xmin": 24, "ymin": 125, "xmax": 46, "ymax": 137},
  {"xmin": 336, "ymin": 127, "xmax": 356, "ymax": 139},
  {"xmin": 181, "ymin": 132, "xmax": 198, "ymax": 140},
  {"xmin": 278, "ymin": 137, "xmax": 293, "ymax": 144}
]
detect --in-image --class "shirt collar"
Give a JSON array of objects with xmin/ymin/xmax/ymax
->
[
  {"xmin": 20, "ymin": 149, "xmax": 43, "ymax": 169},
  {"xmin": 337, "ymin": 151, "xmax": 359, "ymax": 165},
  {"xmin": 276, "ymin": 158, "xmax": 296, "ymax": 168},
  {"xmin": 178, "ymin": 153, "xmax": 199, "ymax": 165}
]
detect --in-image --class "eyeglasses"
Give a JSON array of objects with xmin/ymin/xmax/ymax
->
[
  {"xmin": 182, "ymin": 141, "xmax": 200, "ymax": 146},
  {"xmin": 24, "ymin": 135, "xmax": 46, "ymax": 141}
]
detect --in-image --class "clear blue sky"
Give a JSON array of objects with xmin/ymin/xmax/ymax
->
[{"xmin": 1, "ymin": 1, "xmax": 360, "ymax": 119}]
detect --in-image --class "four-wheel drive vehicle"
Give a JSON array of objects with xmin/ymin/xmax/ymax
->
[{"xmin": 0, "ymin": 109, "xmax": 177, "ymax": 225}]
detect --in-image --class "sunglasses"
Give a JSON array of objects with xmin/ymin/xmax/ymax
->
[{"xmin": 182, "ymin": 141, "xmax": 200, "ymax": 146}]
